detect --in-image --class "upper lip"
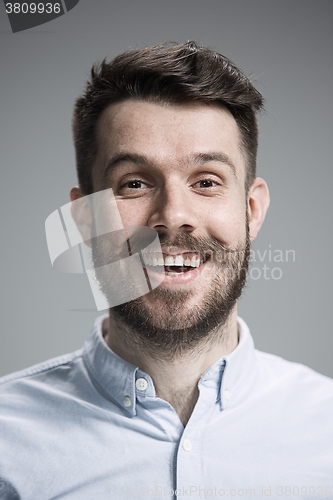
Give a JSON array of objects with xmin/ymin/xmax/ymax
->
[{"xmin": 161, "ymin": 248, "xmax": 203, "ymax": 257}]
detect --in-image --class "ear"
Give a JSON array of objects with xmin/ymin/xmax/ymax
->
[
  {"xmin": 70, "ymin": 186, "xmax": 92, "ymax": 247},
  {"xmin": 247, "ymin": 178, "xmax": 270, "ymax": 242}
]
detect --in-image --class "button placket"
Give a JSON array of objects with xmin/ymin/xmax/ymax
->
[{"xmin": 175, "ymin": 419, "xmax": 205, "ymax": 498}]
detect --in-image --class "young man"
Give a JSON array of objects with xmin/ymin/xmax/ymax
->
[{"xmin": 0, "ymin": 42, "xmax": 332, "ymax": 499}]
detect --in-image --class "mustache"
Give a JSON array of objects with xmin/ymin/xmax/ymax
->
[
  {"xmin": 92, "ymin": 228, "xmax": 248, "ymax": 268},
  {"xmin": 158, "ymin": 232, "xmax": 246, "ymax": 255}
]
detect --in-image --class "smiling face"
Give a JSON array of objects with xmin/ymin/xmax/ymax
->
[
  {"xmin": 71, "ymin": 99, "xmax": 269, "ymax": 351},
  {"xmin": 87, "ymin": 100, "xmax": 250, "ymax": 346}
]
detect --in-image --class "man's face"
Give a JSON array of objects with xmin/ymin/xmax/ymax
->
[{"xmin": 92, "ymin": 100, "xmax": 250, "ymax": 349}]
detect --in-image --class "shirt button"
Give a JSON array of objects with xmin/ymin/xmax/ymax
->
[
  {"xmin": 123, "ymin": 396, "xmax": 132, "ymax": 407},
  {"xmin": 136, "ymin": 378, "xmax": 148, "ymax": 391},
  {"xmin": 182, "ymin": 438, "xmax": 192, "ymax": 452},
  {"xmin": 224, "ymin": 389, "xmax": 231, "ymax": 401}
]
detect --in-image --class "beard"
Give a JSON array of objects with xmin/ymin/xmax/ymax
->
[{"xmin": 92, "ymin": 219, "xmax": 251, "ymax": 357}]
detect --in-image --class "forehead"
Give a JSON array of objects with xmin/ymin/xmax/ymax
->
[{"xmin": 94, "ymin": 99, "xmax": 246, "ymax": 182}]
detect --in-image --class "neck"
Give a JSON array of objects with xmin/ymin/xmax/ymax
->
[{"xmin": 103, "ymin": 307, "xmax": 239, "ymax": 426}]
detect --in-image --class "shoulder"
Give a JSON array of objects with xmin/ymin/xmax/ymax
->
[
  {"xmin": 254, "ymin": 348, "xmax": 333, "ymax": 406},
  {"xmin": 0, "ymin": 349, "xmax": 84, "ymax": 404},
  {"xmin": 255, "ymin": 348, "xmax": 333, "ymax": 382},
  {"xmin": 0, "ymin": 349, "xmax": 83, "ymax": 385},
  {"xmin": 237, "ymin": 316, "xmax": 333, "ymax": 404}
]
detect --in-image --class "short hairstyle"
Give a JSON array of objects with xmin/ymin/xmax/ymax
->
[{"xmin": 73, "ymin": 41, "xmax": 264, "ymax": 195}]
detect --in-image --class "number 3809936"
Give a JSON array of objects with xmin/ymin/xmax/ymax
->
[{"xmin": 5, "ymin": 3, "xmax": 61, "ymax": 14}]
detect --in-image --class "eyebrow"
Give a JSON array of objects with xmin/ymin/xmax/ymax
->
[
  {"xmin": 103, "ymin": 151, "xmax": 237, "ymax": 181},
  {"xmin": 193, "ymin": 152, "xmax": 237, "ymax": 178},
  {"xmin": 103, "ymin": 153, "xmax": 152, "ymax": 181}
]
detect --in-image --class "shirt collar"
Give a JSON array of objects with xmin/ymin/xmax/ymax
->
[
  {"xmin": 83, "ymin": 315, "xmax": 138, "ymax": 417},
  {"xmin": 82, "ymin": 315, "xmax": 256, "ymax": 416},
  {"xmin": 218, "ymin": 316, "xmax": 256, "ymax": 410}
]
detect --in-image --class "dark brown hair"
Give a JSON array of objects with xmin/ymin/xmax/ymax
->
[{"xmin": 72, "ymin": 41, "xmax": 264, "ymax": 194}]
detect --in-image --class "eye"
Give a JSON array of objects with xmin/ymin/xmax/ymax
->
[
  {"xmin": 125, "ymin": 180, "xmax": 146, "ymax": 189},
  {"xmin": 193, "ymin": 178, "xmax": 221, "ymax": 189},
  {"xmin": 198, "ymin": 179, "xmax": 214, "ymax": 188},
  {"xmin": 120, "ymin": 179, "xmax": 149, "ymax": 190},
  {"xmin": 117, "ymin": 177, "xmax": 152, "ymax": 197}
]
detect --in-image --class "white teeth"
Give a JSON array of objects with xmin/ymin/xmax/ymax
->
[
  {"xmin": 164, "ymin": 255, "xmax": 175, "ymax": 266},
  {"xmin": 174, "ymin": 255, "xmax": 183, "ymax": 266},
  {"xmin": 143, "ymin": 253, "xmax": 203, "ymax": 268},
  {"xmin": 190, "ymin": 255, "xmax": 200, "ymax": 268}
]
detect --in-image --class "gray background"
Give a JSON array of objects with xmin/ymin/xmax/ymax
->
[{"xmin": 0, "ymin": 0, "xmax": 332, "ymax": 378}]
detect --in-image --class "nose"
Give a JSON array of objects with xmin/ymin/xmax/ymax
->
[{"xmin": 147, "ymin": 182, "xmax": 198, "ymax": 236}]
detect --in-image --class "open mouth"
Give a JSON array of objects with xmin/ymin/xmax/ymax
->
[{"xmin": 141, "ymin": 252, "xmax": 210, "ymax": 275}]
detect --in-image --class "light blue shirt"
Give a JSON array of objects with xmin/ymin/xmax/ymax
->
[{"xmin": 0, "ymin": 316, "xmax": 332, "ymax": 500}]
